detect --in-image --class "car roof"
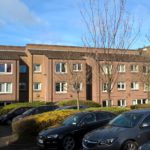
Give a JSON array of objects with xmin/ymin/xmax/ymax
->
[{"xmin": 126, "ymin": 109, "xmax": 150, "ymax": 115}]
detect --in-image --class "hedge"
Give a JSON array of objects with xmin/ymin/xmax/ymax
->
[
  {"xmin": 12, "ymin": 110, "xmax": 78, "ymax": 137},
  {"xmin": 86, "ymin": 107, "xmax": 130, "ymax": 114},
  {"xmin": 56, "ymin": 100, "xmax": 101, "ymax": 107},
  {"xmin": 12, "ymin": 107, "xmax": 129, "ymax": 137},
  {"xmin": 131, "ymin": 104, "xmax": 150, "ymax": 109},
  {"xmin": 0, "ymin": 102, "xmax": 49, "ymax": 116}
]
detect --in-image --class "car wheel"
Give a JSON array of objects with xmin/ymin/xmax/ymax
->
[
  {"xmin": 62, "ymin": 136, "xmax": 75, "ymax": 150},
  {"xmin": 122, "ymin": 140, "xmax": 138, "ymax": 150}
]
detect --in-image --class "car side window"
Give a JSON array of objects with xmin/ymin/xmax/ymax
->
[
  {"xmin": 96, "ymin": 112, "xmax": 108, "ymax": 121},
  {"xmin": 81, "ymin": 114, "xmax": 96, "ymax": 125},
  {"xmin": 141, "ymin": 115, "xmax": 150, "ymax": 127}
]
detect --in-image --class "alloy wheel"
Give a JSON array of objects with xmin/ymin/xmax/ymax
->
[{"xmin": 63, "ymin": 136, "xmax": 75, "ymax": 150}]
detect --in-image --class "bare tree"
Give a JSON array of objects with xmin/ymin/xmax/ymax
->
[
  {"xmin": 80, "ymin": 0, "xmax": 139, "ymax": 106},
  {"xmin": 55, "ymin": 51, "xmax": 86, "ymax": 110}
]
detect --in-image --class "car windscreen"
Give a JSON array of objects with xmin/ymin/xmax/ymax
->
[
  {"xmin": 109, "ymin": 113, "xmax": 144, "ymax": 128},
  {"xmin": 62, "ymin": 114, "xmax": 83, "ymax": 126}
]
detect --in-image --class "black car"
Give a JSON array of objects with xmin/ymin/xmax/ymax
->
[
  {"xmin": 82, "ymin": 109, "xmax": 150, "ymax": 150},
  {"xmin": 56, "ymin": 105, "xmax": 88, "ymax": 110},
  {"xmin": 37, "ymin": 111, "xmax": 116, "ymax": 150},
  {"xmin": 0, "ymin": 107, "xmax": 32, "ymax": 125},
  {"xmin": 13, "ymin": 105, "xmax": 58, "ymax": 122}
]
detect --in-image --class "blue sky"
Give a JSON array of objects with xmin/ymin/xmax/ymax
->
[{"xmin": 0, "ymin": 0, "xmax": 150, "ymax": 49}]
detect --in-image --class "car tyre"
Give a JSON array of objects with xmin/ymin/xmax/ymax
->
[
  {"xmin": 62, "ymin": 135, "xmax": 75, "ymax": 150},
  {"xmin": 122, "ymin": 140, "xmax": 138, "ymax": 150}
]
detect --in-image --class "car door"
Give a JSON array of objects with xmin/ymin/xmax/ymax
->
[
  {"xmin": 138, "ymin": 115, "xmax": 150, "ymax": 145},
  {"xmin": 72, "ymin": 113, "xmax": 97, "ymax": 141}
]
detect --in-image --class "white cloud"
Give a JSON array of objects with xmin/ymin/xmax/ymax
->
[{"xmin": 0, "ymin": 0, "xmax": 41, "ymax": 26}]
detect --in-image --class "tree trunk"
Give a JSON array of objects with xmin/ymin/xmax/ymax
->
[{"xmin": 77, "ymin": 91, "xmax": 80, "ymax": 110}]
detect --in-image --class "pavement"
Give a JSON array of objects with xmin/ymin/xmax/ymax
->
[{"xmin": 0, "ymin": 125, "xmax": 38, "ymax": 150}]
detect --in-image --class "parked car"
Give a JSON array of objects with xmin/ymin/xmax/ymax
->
[
  {"xmin": 56, "ymin": 105, "xmax": 88, "ymax": 110},
  {"xmin": 13, "ymin": 105, "xmax": 58, "ymax": 122},
  {"xmin": 37, "ymin": 111, "xmax": 116, "ymax": 150},
  {"xmin": 82, "ymin": 109, "xmax": 150, "ymax": 150},
  {"xmin": 0, "ymin": 107, "xmax": 33, "ymax": 125}
]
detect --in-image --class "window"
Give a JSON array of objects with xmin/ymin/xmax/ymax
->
[
  {"xmin": 73, "ymin": 82, "xmax": 82, "ymax": 91},
  {"xmin": 55, "ymin": 82, "xmax": 67, "ymax": 93},
  {"xmin": 117, "ymin": 64, "xmax": 125, "ymax": 72},
  {"xmin": 131, "ymin": 65, "xmax": 138, "ymax": 72},
  {"xmin": 118, "ymin": 99, "xmax": 126, "ymax": 107},
  {"xmin": 55, "ymin": 63, "xmax": 67, "ymax": 73},
  {"xmin": 33, "ymin": 64, "xmax": 41, "ymax": 72},
  {"xmin": 131, "ymin": 82, "xmax": 139, "ymax": 90},
  {"xmin": 102, "ymin": 64, "xmax": 112, "ymax": 74},
  {"xmin": 144, "ymin": 84, "xmax": 150, "ymax": 91},
  {"xmin": 19, "ymin": 83, "xmax": 27, "ymax": 91},
  {"xmin": 141, "ymin": 115, "xmax": 150, "ymax": 128},
  {"xmin": 117, "ymin": 82, "xmax": 126, "ymax": 90},
  {"xmin": 102, "ymin": 100, "xmax": 112, "ymax": 107},
  {"xmin": 0, "ymin": 64, "xmax": 12, "ymax": 74},
  {"xmin": 143, "ymin": 66, "xmax": 150, "ymax": 74},
  {"xmin": 33, "ymin": 83, "xmax": 41, "ymax": 91},
  {"xmin": 132, "ymin": 99, "xmax": 148, "ymax": 105},
  {"xmin": 0, "ymin": 83, "xmax": 12, "ymax": 93},
  {"xmin": 102, "ymin": 83, "xmax": 108, "ymax": 92},
  {"xmin": 20, "ymin": 65, "xmax": 27, "ymax": 73},
  {"xmin": 81, "ymin": 114, "xmax": 96, "ymax": 124},
  {"xmin": 73, "ymin": 63, "xmax": 82, "ymax": 71}
]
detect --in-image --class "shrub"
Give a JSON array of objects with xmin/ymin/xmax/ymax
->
[
  {"xmin": 131, "ymin": 104, "xmax": 150, "ymax": 109},
  {"xmin": 56, "ymin": 100, "xmax": 101, "ymax": 107},
  {"xmin": 12, "ymin": 110, "xmax": 78, "ymax": 137},
  {"xmin": 0, "ymin": 102, "xmax": 49, "ymax": 116},
  {"xmin": 86, "ymin": 107, "xmax": 130, "ymax": 114}
]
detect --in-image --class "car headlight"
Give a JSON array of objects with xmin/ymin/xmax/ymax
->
[
  {"xmin": 99, "ymin": 138, "xmax": 116, "ymax": 145},
  {"xmin": 47, "ymin": 134, "xmax": 59, "ymax": 139}
]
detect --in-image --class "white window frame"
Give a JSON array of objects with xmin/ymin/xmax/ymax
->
[
  {"xmin": 132, "ymin": 99, "xmax": 148, "ymax": 105},
  {"xmin": 144, "ymin": 84, "xmax": 150, "ymax": 91},
  {"xmin": 143, "ymin": 66, "xmax": 150, "ymax": 74},
  {"xmin": 73, "ymin": 63, "xmax": 82, "ymax": 71},
  {"xmin": 118, "ymin": 99, "xmax": 126, "ymax": 107},
  {"xmin": 117, "ymin": 82, "xmax": 126, "ymax": 90},
  {"xmin": 0, "ymin": 63, "xmax": 13, "ymax": 74},
  {"xmin": 102, "ymin": 64, "xmax": 112, "ymax": 74},
  {"xmin": 117, "ymin": 64, "xmax": 125, "ymax": 73},
  {"xmin": 131, "ymin": 82, "xmax": 139, "ymax": 90},
  {"xmin": 33, "ymin": 64, "xmax": 41, "ymax": 73},
  {"xmin": 33, "ymin": 82, "xmax": 41, "ymax": 91},
  {"xmin": 55, "ymin": 82, "xmax": 67, "ymax": 93},
  {"xmin": 0, "ymin": 83, "xmax": 12, "ymax": 94},
  {"xmin": 102, "ymin": 100, "xmax": 112, "ymax": 107},
  {"xmin": 55, "ymin": 63, "xmax": 67, "ymax": 73},
  {"xmin": 102, "ymin": 83, "xmax": 108, "ymax": 92},
  {"xmin": 19, "ymin": 83, "xmax": 27, "ymax": 91},
  {"xmin": 131, "ymin": 64, "xmax": 139, "ymax": 72}
]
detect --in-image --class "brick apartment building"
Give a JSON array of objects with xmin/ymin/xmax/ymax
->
[{"xmin": 0, "ymin": 44, "xmax": 150, "ymax": 107}]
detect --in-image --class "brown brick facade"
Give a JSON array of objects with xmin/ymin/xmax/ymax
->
[{"xmin": 0, "ymin": 44, "xmax": 150, "ymax": 106}]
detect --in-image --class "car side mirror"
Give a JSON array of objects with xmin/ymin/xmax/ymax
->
[{"xmin": 141, "ymin": 123, "xmax": 150, "ymax": 128}]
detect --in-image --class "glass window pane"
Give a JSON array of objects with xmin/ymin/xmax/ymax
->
[
  {"xmin": 55, "ymin": 83, "xmax": 60, "ymax": 92},
  {"xmin": 20, "ymin": 65, "xmax": 27, "ymax": 73},
  {"xmin": 7, "ymin": 64, "xmax": 12, "ymax": 73},
  {"xmin": 0, "ymin": 64, "xmax": 5, "ymax": 72},
  {"xmin": 56, "ymin": 64, "xmax": 60, "ymax": 72},
  {"xmin": 6, "ymin": 83, "xmax": 12, "ymax": 92}
]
